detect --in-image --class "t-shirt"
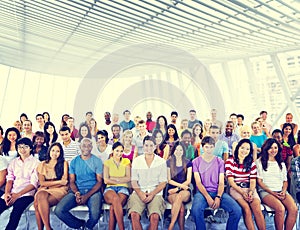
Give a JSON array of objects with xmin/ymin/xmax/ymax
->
[
  {"xmin": 131, "ymin": 154, "xmax": 167, "ymax": 194},
  {"xmin": 225, "ymin": 157, "xmax": 257, "ymax": 183},
  {"xmin": 213, "ymin": 140, "xmax": 229, "ymax": 159},
  {"xmin": 192, "ymin": 156, "xmax": 224, "ymax": 192},
  {"xmin": 256, "ymin": 158, "xmax": 287, "ymax": 191},
  {"xmin": 69, "ymin": 154, "xmax": 103, "ymax": 191},
  {"xmin": 61, "ymin": 140, "xmax": 81, "ymax": 162},
  {"xmin": 104, "ymin": 158, "xmax": 130, "ymax": 188},
  {"xmin": 119, "ymin": 120, "xmax": 135, "ymax": 131},
  {"xmin": 167, "ymin": 159, "xmax": 192, "ymax": 190},
  {"xmin": 250, "ymin": 134, "xmax": 267, "ymax": 148},
  {"xmin": 188, "ymin": 119, "xmax": 203, "ymax": 129}
]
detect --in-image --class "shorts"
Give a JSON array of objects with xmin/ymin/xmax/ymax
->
[
  {"xmin": 229, "ymin": 187, "xmax": 260, "ymax": 201},
  {"xmin": 104, "ymin": 186, "xmax": 129, "ymax": 196},
  {"xmin": 258, "ymin": 189, "xmax": 288, "ymax": 200},
  {"xmin": 127, "ymin": 192, "xmax": 166, "ymax": 219}
]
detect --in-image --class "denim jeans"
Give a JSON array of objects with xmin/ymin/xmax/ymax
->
[
  {"xmin": 191, "ymin": 191, "xmax": 242, "ymax": 230},
  {"xmin": 55, "ymin": 189, "xmax": 102, "ymax": 229}
]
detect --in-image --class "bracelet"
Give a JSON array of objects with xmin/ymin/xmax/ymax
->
[
  {"xmin": 177, "ymin": 187, "xmax": 182, "ymax": 191},
  {"xmin": 215, "ymin": 195, "xmax": 222, "ymax": 200}
]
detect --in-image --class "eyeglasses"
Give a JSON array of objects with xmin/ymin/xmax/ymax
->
[{"xmin": 17, "ymin": 145, "xmax": 30, "ymax": 150}]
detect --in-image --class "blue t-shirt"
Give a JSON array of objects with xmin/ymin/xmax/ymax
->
[
  {"xmin": 250, "ymin": 134, "xmax": 267, "ymax": 148},
  {"xmin": 69, "ymin": 154, "xmax": 103, "ymax": 190}
]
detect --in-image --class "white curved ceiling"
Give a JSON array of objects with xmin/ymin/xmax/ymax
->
[{"xmin": 0, "ymin": 0, "xmax": 300, "ymax": 77}]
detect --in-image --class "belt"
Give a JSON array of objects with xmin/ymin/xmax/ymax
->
[{"xmin": 236, "ymin": 182, "xmax": 250, "ymax": 188}]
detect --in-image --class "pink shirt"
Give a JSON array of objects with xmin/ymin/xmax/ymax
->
[{"xmin": 6, "ymin": 155, "xmax": 39, "ymax": 197}]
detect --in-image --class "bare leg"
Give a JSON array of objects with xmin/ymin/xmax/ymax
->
[
  {"xmin": 249, "ymin": 199, "xmax": 266, "ymax": 230},
  {"xmin": 235, "ymin": 198, "xmax": 256, "ymax": 230},
  {"xmin": 281, "ymin": 194, "xmax": 298, "ymax": 230},
  {"xmin": 130, "ymin": 212, "xmax": 142, "ymax": 230},
  {"xmin": 177, "ymin": 204, "xmax": 185, "ymax": 230},
  {"xmin": 104, "ymin": 190, "xmax": 128, "ymax": 230},
  {"xmin": 168, "ymin": 190, "xmax": 190, "ymax": 230},
  {"xmin": 148, "ymin": 213, "xmax": 159, "ymax": 230},
  {"xmin": 34, "ymin": 198, "xmax": 44, "ymax": 230},
  {"xmin": 35, "ymin": 191, "xmax": 59, "ymax": 230},
  {"xmin": 262, "ymin": 195, "xmax": 285, "ymax": 230}
]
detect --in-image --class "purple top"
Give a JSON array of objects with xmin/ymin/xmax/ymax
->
[{"xmin": 192, "ymin": 156, "xmax": 224, "ymax": 192}]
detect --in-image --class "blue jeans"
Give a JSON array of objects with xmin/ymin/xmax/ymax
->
[
  {"xmin": 55, "ymin": 189, "xmax": 102, "ymax": 229},
  {"xmin": 191, "ymin": 191, "xmax": 242, "ymax": 230}
]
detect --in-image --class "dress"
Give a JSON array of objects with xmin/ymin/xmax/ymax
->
[{"xmin": 36, "ymin": 161, "xmax": 68, "ymax": 201}]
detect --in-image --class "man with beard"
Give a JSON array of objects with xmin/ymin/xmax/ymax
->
[{"xmin": 218, "ymin": 121, "xmax": 240, "ymax": 157}]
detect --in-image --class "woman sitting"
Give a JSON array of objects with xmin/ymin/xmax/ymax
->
[
  {"xmin": 256, "ymin": 138, "xmax": 297, "ymax": 230},
  {"xmin": 166, "ymin": 142, "xmax": 192, "ymax": 230},
  {"xmin": 34, "ymin": 142, "xmax": 68, "ymax": 230},
  {"xmin": 225, "ymin": 139, "xmax": 265, "ymax": 230},
  {"xmin": 103, "ymin": 142, "xmax": 131, "ymax": 230}
]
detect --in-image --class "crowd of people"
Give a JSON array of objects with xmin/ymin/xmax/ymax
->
[{"xmin": 0, "ymin": 109, "xmax": 299, "ymax": 230}]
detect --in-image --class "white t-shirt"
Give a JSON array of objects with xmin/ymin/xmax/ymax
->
[{"xmin": 256, "ymin": 158, "xmax": 287, "ymax": 191}]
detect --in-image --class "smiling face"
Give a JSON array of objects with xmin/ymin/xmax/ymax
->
[
  {"xmin": 124, "ymin": 133, "xmax": 133, "ymax": 144},
  {"xmin": 283, "ymin": 125, "xmax": 292, "ymax": 136},
  {"xmin": 7, "ymin": 131, "xmax": 18, "ymax": 143},
  {"xmin": 23, "ymin": 120, "xmax": 32, "ymax": 132},
  {"xmin": 143, "ymin": 140, "xmax": 155, "ymax": 155},
  {"xmin": 251, "ymin": 123, "xmax": 260, "ymax": 135},
  {"xmin": 80, "ymin": 140, "xmax": 93, "ymax": 156},
  {"xmin": 97, "ymin": 134, "xmax": 106, "ymax": 144},
  {"xmin": 35, "ymin": 136, "xmax": 45, "ymax": 146},
  {"xmin": 60, "ymin": 130, "xmax": 71, "ymax": 142},
  {"xmin": 286, "ymin": 114, "xmax": 293, "ymax": 123},
  {"xmin": 194, "ymin": 125, "xmax": 202, "ymax": 136},
  {"xmin": 80, "ymin": 126, "xmax": 89, "ymax": 138},
  {"xmin": 238, "ymin": 142, "xmax": 250, "ymax": 162},
  {"xmin": 154, "ymin": 132, "xmax": 163, "ymax": 145},
  {"xmin": 112, "ymin": 145, "xmax": 124, "ymax": 160},
  {"xmin": 47, "ymin": 125, "xmax": 54, "ymax": 135},
  {"xmin": 209, "ymin": 128, "xmax": 219, "ymax": 141},
  {"xmin": 17, "ymin": 144, "xmax": 31, "ymax": 158},
  {"xmin": 50, "ymin": 145, "xmax": 61, "ymax": 160},
  {"xmin": 168, "ymin": 127, "xmax": 175, "ymax": 136},
  {"xmin": 174, "ymin": 144, "xmax": 183, "ymax": 158},
  {"xmin": 268, "ymin": 142, "xmax": 279, "ymax": 159}
]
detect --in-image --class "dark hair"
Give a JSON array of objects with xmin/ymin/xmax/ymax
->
[
  {"xmin": 43, "ymin": 112, "xmax": 50, "ymax": 121},
  {"xmin": 180, "ymin": 129, "xmax": 192, "ymax": 138},
  {"xmin": 272, "ymin": 129, "xmax": 283, "ymax": 136},
  {"xmin": 123, "ymin": 110, "xmax": 130, "ymax": 115},
  {"xmin": 169, "ymin": 142, "xmax": 187, "ymax": 180},
  {"xmin": 78, "ymin": 124, "xmax": 92, "ymax": 142},
  {"xmin": 86, "ymin": 111, "xmax": 93, "ymax": 116},
  {"xmin": 46, "ymin": 142, "xmax": 65, "ymax": 180},
  {"xmin": 229, "ymin": 113, "xmax": 237, "ymax": 117},
  {"xmin": 20, "ymin": 113, "xmax": 28, "ymax": 122},
  {"xmin": 260, "ymin": 111, "xmax": 267, "ymax": 115},
  {"xmin": 143, "ymin": 135, "xmax": 155, "ymax": 145},
  {"xmin": 201, "ymin": 136, "xmax": 215, "ymax": 147},
  {"xmin": 233, "ymin": 139, "xmax": 253, "ymax": 171},
  {"xmin": 209, "ymin": 125, "xmax": 220, "ymax": 130},
  {"xmin": 96, "ymin": 130, "xmax": 109, "ymax": 144},
  {"xmin": 32, "ymin": 131, "xmax": 45, "ymax": 144},
  {"xmin": 35, "ymin": 113, "xmax": 44, "ymax": 120},
  {"xmin": 44, "ymin": 122, "xmax": 58, "ymax": 147},
  {"xmin": 165, "ymin": 124, "xmax": 179, "ymax": 141},
  {"xmin": 260, "ymin": 138, "xmax": 283, "ymax": 171},
  {"xmin": 155, "ymin": 115, "xmax": 168, "ymax": 130},
  {"xmin": 189, "ymin": 109, "xmax": 196, "ymax": 113},
  {"xmin": 2, "ymin": 127, "xmax": 21, "ymax": 156},
  {"xmin": 61, "ymin": 114, "xmax": 69, "ymax": 127},
  {"xmin": 111, "ymin": 124, "xmax": 121, "ymax": 132},
  {"xmin": 171, "ymin": 111, "xmax": 178, "ymax": 117},
  {"xmin": 153, "ymin": 129, "xmax": 168, "ymax": 153},
  {"xmin": 237, "ymin": 114, "xmax": 244, "ymax": 120},
  {"xmin": 59, "ymin": 126, "xmax": 71, "ymax": 133},
  {"xmin": 0, "ymin": 126, "xmax": 3, "ymax": 135},
  {"xmin": 16, "ymin": 137, "xmax": 34, "ymax": 156},
  {"xmin": 281, "ymin": 123, "xmax": 296, "ymax": 148},
  {"xmin": 112, "ymin": 141, "xmax": 124, "ymax": 151},
  {"xmin": 23, "ymin": 119, "xmax": 32, "ymax": 126},
  {"xmin": 297, "ymin": 130, "xmax": 300, "ymax": 145}
]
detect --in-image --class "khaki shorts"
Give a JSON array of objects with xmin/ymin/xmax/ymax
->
[{"xmin": 127, "ymin": 192, "xmax": 166, "ymax": 219}]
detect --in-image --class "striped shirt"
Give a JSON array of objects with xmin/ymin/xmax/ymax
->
[
  {"xmin": 225, "ymin": 157, "xmax": 257, "ymax": 183},
  {"xmin": 61, "ymin": 140, "xmax": 81, "ymax": 162}
]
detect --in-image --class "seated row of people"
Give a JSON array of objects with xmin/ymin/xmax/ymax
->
[{"xmin": 0, "ymin": 135, "xmax": 299, "ymax": 230}]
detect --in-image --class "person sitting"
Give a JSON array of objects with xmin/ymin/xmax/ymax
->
[
  {"xmin": 191, "ymin": 136, "xmax": 242, "ymax": 230},
  {"xmin": 0, "ymin": 137, "xmax": 39, "ymax": 230},
  {"xmin": 166, "ymin": 142, "xmax": 192, "ymax": 230},
  {"xmin": 256, "ymin": 138, "xmax": 297, "ymax": 230},
  {"xmin": 55, "ymin": 138, "xmax": 103, "ymax": 230},
  {"xmin": 103, "ymin": 142, "xmax": 131, "ymax": 230},
  {"xmin": 34, "ymin": 142, "xmax": 68, "ymax": 230},
  {"xmin": 225, "ymin": 139, "xmax": 265, "ymax": 230}
]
